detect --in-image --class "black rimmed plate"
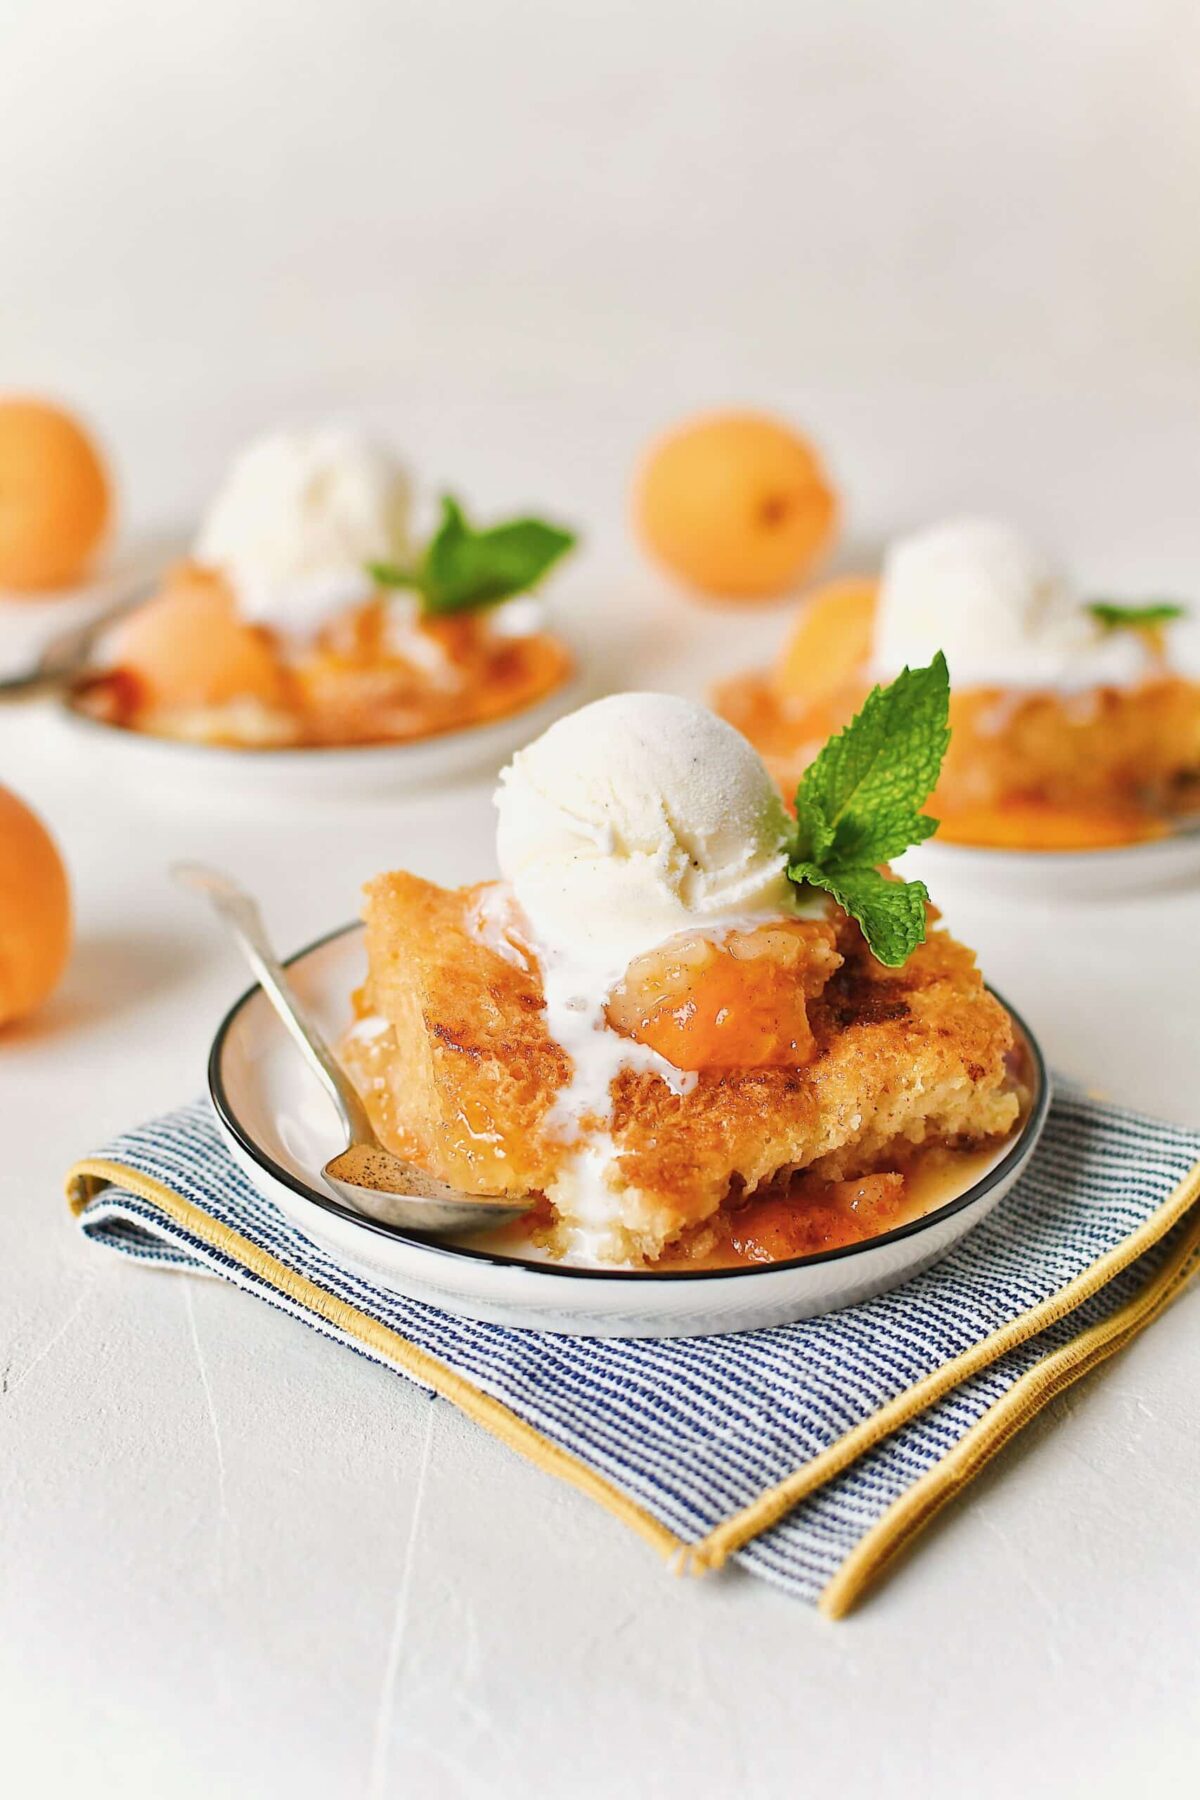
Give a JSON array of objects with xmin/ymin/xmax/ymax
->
[
  {"xmin": 900, "ymin": 813, "xmax": 1200, "ymax": 898},
  {"xmin": 208, "ymin": 923, "xmax": 1049, "ymax": 1338}
]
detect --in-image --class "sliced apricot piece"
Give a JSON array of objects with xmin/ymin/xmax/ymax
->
[
  {"xmin": 110, "ymin": 562, "xmax": 286, "ymax": 710},
  {"xmin": 727, "ymin": 1173, "xmax": 905, "ymax": 1263},
  {"xmin": 770, "ymin": 577, "xmax": 878, "ymax": 706},
  {"xmin": 607, "ymin": 921, "xmax": 840, "ymax": 1070}
]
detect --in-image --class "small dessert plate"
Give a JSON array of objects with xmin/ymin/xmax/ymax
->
[
  {"xmin": 901, "ymin": 815, "xmax": 1200, "ymax": 899},
  {"xmin": 208, "ymin": 924, "xmax": 1050, "ymax": 1338},
  {"xmin": 45, "ymin": 664, "xmax": 584, "ymax": 803}
]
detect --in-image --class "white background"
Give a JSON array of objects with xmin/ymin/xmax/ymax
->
[{"xmin": 3, "ymin": 4, "xmax": 1200, "ymax": 1797}]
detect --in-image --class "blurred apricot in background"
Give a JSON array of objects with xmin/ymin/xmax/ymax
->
[
  {"xmin": 0, "ymin": 785, "xmax": 72, "ymax": 1027},
  {"xmin": 633, "ymin": 411, "xmax": 837, "ymax": 602},
  {"xmin": 0, "ymin": 398, "xmax": 112, "ymax": 592}
]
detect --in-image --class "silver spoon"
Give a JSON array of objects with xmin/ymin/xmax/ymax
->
[
  {"xmin": 0, "ymin": 578, "xmax": 160, "ymax": 702},
  {"xmin": 174, "ymin": 862, "xmax": 533, "ymax": 1236}
]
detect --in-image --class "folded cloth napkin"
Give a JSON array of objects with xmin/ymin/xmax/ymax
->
[{"xmin": 67, "ymin": 1091, "xmax": 1200, "ymax": 1615}]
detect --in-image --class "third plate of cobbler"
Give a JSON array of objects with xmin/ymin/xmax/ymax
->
[
  {"xmin": 715, "ymin": 518, "xmax": 1200, "ymax": 891},
  {"xmin": 209, "ymin": 682, "xmax": 1048, "ymax": 1338}
]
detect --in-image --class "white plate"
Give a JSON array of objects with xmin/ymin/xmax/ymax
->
[
  {"xmin": 49, "ymin": 666, "xmax": 584, "ymax": 803},
  {"xmin": 208, "ymin": 924, "xmax": 1049, "ymax": 1338},
  {"xmin": 901, "ymin": 816, "xmax": 1200, "ymax": 898}
]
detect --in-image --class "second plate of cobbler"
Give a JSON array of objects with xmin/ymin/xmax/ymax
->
[
  {"xmin": 55, "ymin": 424, "xmax": 581, "ymax": 796},
  {"xmin": 716, "ymin": 517, "xmax": 1200, "ymax": 889},
  {"xmin": 209, "ymin": 673, "xmax": 1048, "ymax": 1336}
]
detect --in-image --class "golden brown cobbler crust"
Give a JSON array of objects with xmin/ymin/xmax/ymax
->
[
  {"xmin": 717, "ymin": 672, "xmax": 1200, "ymax": 819},
  {"xmin": 344, "ymin": 872, "xmax": 1021, "ymax": 1265}
]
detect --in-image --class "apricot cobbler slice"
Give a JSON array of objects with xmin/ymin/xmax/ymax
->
[
  {"xmin": 341, "ymin": 873, "xmax": 1021, "ymax": 1267},
  {"xmin": 714, "ymin": 528, "xmax": 1200, "ymax": 850}
]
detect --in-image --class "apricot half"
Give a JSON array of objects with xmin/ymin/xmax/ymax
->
[
  {"xmin": 608, "ymin": 921, "xmax": 840, "ymax": 1070},
  {"xmin": 633, "ymin": 411, "xmax": 838, "ymax": 601},
  {"xmin": 771, "ymin": 577, "xmax": 878, "ymax": 705}
]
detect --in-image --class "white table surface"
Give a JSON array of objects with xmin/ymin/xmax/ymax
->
[{"xmin": 2, "ymin": 384, "xmax": 1200, "ymax": 1800}]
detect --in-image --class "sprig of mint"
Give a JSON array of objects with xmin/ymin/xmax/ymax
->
[
  {"xmin": 1087, "ymin": 599, "xmax": 1187, "ymax": 633},
  {"xmin": 370, "ymin": 495, "xmax": 576, "ymax": 617},
  {"xmin": 786, "ymin": 653, "xmax": 950, "ymax": 968}
]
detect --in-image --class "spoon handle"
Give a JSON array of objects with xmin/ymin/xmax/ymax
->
[
  {"xmin": 0, "ymin": 578, "xmax": 159, "ymax": 705},
  {"xmin": 174, "ymin": 862, "xmax": 377, "ymax": 1147},
  {"xmin": 0, "ymin": 670, "xmax": 66, "ymax": 701}
]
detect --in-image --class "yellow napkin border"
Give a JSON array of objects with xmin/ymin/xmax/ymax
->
[{"xmin": 67, "ymin": 1152, "xmax": 1200, "ymax": 1616}]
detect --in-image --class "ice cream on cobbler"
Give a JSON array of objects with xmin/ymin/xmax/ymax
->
[
  {"xmin": 340, "ymin": 685, "xmax": 1028, "ymax": 1269},
  {"xmin": 73, "ymin": 426, "xmax": 574, "ymax": 750},
  {"xmin": 716, "ymin": 518, "xmax": 1200, "ymax": 850}
]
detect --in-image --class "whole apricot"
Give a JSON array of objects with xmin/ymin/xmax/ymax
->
[
  {"xmin": 0, "ymin": 398, "xmax": 112, "ymax": 591},
  {"xmin": 634, "ymin": 412, "xmax": 837, "ymax": 601},
  {"xmin": 0, "ymin": 786, "xmax": 72, "ymax": 1026}
]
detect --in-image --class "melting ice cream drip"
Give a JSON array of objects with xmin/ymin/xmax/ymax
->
[{"xmin": 490, "ymin": 691, "xmax": 818, "ymax": 1257}]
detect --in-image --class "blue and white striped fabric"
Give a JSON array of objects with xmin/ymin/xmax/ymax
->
[{"xmin": 73, "ymin": 1093, "xmax": 1200, "ymax": 1604}]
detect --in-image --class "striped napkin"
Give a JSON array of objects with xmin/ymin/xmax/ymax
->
[{"xmin": 67, "ymin": 1091, "xmax": 1200, "ymax": 1615}]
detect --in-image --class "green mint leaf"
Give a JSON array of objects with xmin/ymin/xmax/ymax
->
[
  {"xmin": 793, "ymin": 777, "xmax": 837, "ymax": 867},
  {"xmin": 791, "ymin": 652, "xmax": 950, "ymax": 867},
  {"xmin": 788, "ymin": 862, "xmax": 930, "ymax": 969},
  {"xmin": 785, "ymin": 655, "xmax": 949, "ymax": 965},
  {"xmin": 418, "ymin": 495, "xmax": 575, "ymax": 616},
  {"xmin": 1087, "ymin": 599, "xmax": 1187, "ymax": 633},
  {"xmin": 368, "ymin": 561, "xmax": 421, "ymax": 589}
]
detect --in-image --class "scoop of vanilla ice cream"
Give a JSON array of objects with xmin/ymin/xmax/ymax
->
[
  {"xmin": 495, "ymin": 692, "xmax": 798, "ymax": 983},
  {"xmin": 873, "ymin": 517, "xmax": 1147, "ymax": 691},
  {"xmin": 194, "ymin": 427, "xmax": 411, "ymax": 631}
]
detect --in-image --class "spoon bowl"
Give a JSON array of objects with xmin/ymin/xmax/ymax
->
[
  {"xmin": 174, "ymin": 861, "xmax": 534, "ymax": 1235},
  {"xmin": 321, "ymin": 1142, "xmax": 531, "ymax": 1235}
]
